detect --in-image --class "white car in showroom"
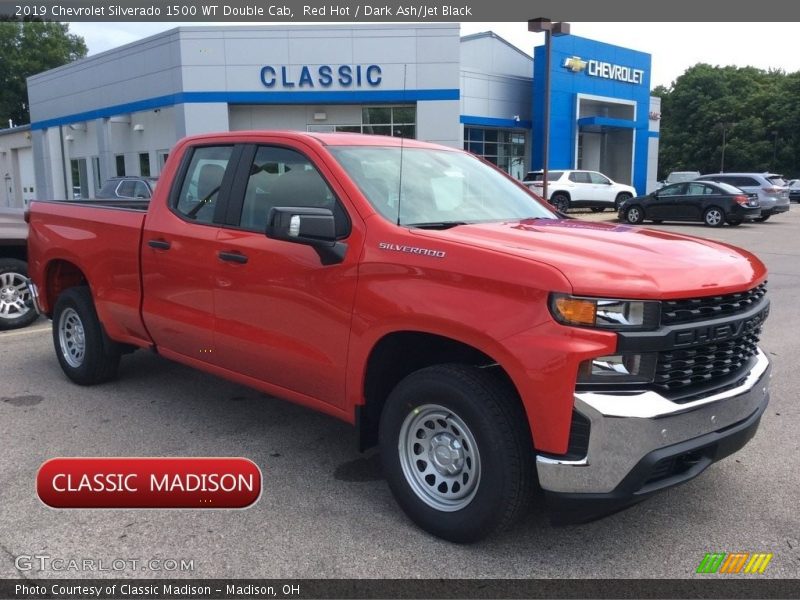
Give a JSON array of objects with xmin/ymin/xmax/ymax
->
[{"xmin": 523, "ymin": 169, "xmax": 637, "ymax": 213}]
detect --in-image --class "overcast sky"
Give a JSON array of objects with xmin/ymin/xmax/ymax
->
[{"xmin": 69, "ymin": 22, "xmax": 800, "ymax": 90}]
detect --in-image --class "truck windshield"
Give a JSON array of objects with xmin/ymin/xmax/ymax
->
[{"xmin": 329, "ymin": 146, "xmax": 556, "ymax": 227}]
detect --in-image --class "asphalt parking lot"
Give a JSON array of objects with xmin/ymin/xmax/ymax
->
[{"xmin": 1, "ymin": 209, "xmax": 798, "ymax": 580}]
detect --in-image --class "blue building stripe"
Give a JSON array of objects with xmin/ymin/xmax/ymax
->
[
  {"xmin": 648, "ymin": 131, "xmax": 660, "ymax": 138},
  {"xmin": 576, "ymin": 116, "xmax": 636, "ymax": 129},
  {"xmin": 30, "ymin": 88, "xmax": 460, "ymax": 130},
  {"xmin": 460, "ymin": 115, "xmax": 532, "ymax": 129}
]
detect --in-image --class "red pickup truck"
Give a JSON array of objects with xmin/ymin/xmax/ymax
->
[{"xmin": 27, "ymin": 132, "xmax": 771, "ymax": 542}]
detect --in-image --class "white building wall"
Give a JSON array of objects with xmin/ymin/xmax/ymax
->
[{"xmin": 0, "ymin": 127, "xmax": 33, "ymax": 208}]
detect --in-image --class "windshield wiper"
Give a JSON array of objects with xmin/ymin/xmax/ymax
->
[{"xmin": 406, "ymin": 221, "xmax": 468, "ymax": 230}]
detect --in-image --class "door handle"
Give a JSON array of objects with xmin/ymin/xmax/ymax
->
[
  {"xmin": 148, "ymin": 239, "xmax": 171, "ymax": 250},
  {"xmin": 218, "ymin": 251, "xmax": 248, "ymax": 264}
]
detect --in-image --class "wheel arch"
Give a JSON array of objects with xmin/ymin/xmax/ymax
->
[
  {"xmin": 43, "ymin": 259, "xmax": 89, "ymax": 317},
  {"xmin": 356, "ymin": 330, "xmax": 530, "ymax": 452}
]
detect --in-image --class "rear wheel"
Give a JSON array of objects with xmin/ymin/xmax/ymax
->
[
  {"xmin": 625, "ymin": 205, "xmax": 644, "ymax": 224},
  {"xmin": 0, "ymin": 258, "xmax": 38, "ymax": 331},
  {"xmin": 728, "ymin": 218, "xmax": 743, "ymax": 227},
  {"xmin": 590, "ymin": 207, "xmax": 605, "ymax": 213},
  {"xmin": 52, "ymin": 286, "xmax": 121, "ymax": 385},
  {"xmin": 379, "ymin": 364, "xmax": 534, "ymax": 543},
  {"xmin": 550, "ymin": 193, "xmax": 570, "ymax": 214},
  {"xmin": 755, "ymin": 214, "xmax": 771, "ymax": 222},
  {"xmin": 703, "ymin": 207, "xmax": 724, "ymax": 227},
  {"xmin": 615, "ymin": 193, "xmax": 633, "ymax": 210}
]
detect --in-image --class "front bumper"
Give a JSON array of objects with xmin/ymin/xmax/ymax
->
[{"xmin": 537, "ymin": 348, "xmax": 770, "ymax": 523}]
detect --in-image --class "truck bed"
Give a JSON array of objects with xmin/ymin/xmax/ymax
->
[{"xmin": 27, "ymin": 199, "xmax": 151, "ymax": 346}]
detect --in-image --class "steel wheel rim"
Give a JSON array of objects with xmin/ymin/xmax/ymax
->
[
  {"xmin": 398, "ymin": 404, "xmax": 481, "ymax": 512},
  {"xmin": 58, "ymin": 308, "xmax": 86, "ymax": 368},
  {"xmin": 628, "ymin": 207, "xmax": 641, "ymax": 223},
  {"xmin": 706, "ymin": 210, "xmax": 722, "ymax": 225},
  {"xmin": 0, "ymin": 271, "xmax": 32, "ymax": 320}
]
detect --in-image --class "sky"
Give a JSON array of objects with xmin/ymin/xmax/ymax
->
[{"xmin": 68, "ymin": 21, "xmax": 800, "ymax": 90}]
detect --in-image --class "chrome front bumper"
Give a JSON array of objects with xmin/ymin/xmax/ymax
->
[{"xmin": 536, "ymin": 348, "xmax": 771, "ymax": 494}]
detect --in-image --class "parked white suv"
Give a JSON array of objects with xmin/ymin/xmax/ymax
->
[{"xmin": 522, "ymin": 170, "xmax": 637, "ymax": 213}]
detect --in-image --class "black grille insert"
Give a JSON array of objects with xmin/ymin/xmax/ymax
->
[
  {"xmin": 654, "ymin": 331, "xmax": 761, "ymax": 395},
  {"xmin": 661, "ymin": 282, "xmax": 767, "ymax": 326}
]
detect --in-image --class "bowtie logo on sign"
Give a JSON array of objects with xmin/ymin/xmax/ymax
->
[{"xmin": 563, "ymin": 56, "xmax": 644, "ymax": 85}]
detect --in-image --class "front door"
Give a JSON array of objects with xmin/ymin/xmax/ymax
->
[{"xmin": 211, "ymin": 143, "xmax": 362, "ymax": 409}]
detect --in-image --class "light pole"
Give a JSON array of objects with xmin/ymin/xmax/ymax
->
[
  {"xmin": 720, "ymin": 122, "xmax": 737, "ymax": 173},
  {"xmin": 771, "ymin": 130, "xmax": 778, "ymax": 171},
  {"xmin": 529, "ymin": 18, "xmax": 570, "ymax": 203}
]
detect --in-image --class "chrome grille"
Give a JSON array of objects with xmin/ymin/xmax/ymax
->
[
  {"xmin": 661, "ymin": 282, "xmax": 767, "ymax": 325},
  {"xmin": 654, "ymin": 331, "xmax": 761, "ymax": 392}
]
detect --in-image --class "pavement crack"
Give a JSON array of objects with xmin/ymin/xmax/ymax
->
[{"xmin": 0, "ymin": 541, "xmax": 27, "ymax": 579}]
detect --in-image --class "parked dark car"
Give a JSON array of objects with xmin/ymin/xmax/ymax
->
[
  {"xmin": 95, "ymin": 176, "xmax": 157, "ymax": 200},
  {"xmin": 618, "ymin": 181, "xmax": 760, "ymax": 227},
  {"xmin": 0, "ymin": 207, "xmax": 37, "ymax": 330},
  {"xmin": 789, "ymin": 179, "xmax": 800, "ymax": 203}
]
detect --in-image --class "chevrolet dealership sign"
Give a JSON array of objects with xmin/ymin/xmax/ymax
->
[{"xmin": 563, "ymin": 56, "xmax": 644, "ymax": 85}]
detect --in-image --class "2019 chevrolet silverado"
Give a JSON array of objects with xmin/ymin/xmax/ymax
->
[{"xmin": 27, "ymin": 132, "xmax": 772, "ymax": 542}]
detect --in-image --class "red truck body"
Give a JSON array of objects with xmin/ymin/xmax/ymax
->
[{"xmin": 27, "ymin": 131, "xmax": 771, "ymax": 541}]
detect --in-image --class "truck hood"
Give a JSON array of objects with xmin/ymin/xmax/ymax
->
[{"xmin": 423, "ymin": 218, "xmax": 765, "ymax": 299}]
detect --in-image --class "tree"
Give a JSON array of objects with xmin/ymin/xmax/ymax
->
[
  {"xmin": 0, "ymin": 20, "xmax": 87, "ymax": 126},
  {"xmin": 657, "ymin": 64, "xmax": 800, "ymax": 178}
]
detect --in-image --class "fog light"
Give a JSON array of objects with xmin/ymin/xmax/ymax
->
[{"xmin": 577, "ymin": 353, "xmax": 657, "ymax": 385}]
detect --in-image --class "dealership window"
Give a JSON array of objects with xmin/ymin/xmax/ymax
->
[
  {"xmin": 463, "ymin": 128, "xmax": 527, "ymax": 178},
  {"xmin": 115, "ymin": 155, "xmax": 126, "ymax": 176},
  {"xmin": 139, "ymin": 152, "xmax": 151, "ymax": 177},
  {"xmin": 91, "ymin": 156, "xmax": 102, "ymax": 194},
  {"xmin": 70, "ymin": 158, "xmax": 88, "ymax": 200},
  {"xmin": 307, "ymin": 105, "xmax": 416, "ymax": 138},
  {"xmin": 157, "ymin": 150, "xmax": 169, "ymax": 173}
]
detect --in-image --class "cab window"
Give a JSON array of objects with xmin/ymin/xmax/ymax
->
[
  {"xmin": 175, "ymin": 146, "xmax": 234, "ymax": 224},
  {"xmin": 659, "ymin": 183, "xmax": 686, "ymax": 196},
  {"xmin": 239, "ymin": 146, "xmax": 350, "ymax": 238}
]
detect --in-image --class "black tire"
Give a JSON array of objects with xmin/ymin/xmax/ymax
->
[
  {"xmin": 379, "ymin": 364, "xmax": 534, "ymax": 543},
  {"xmin": 728, "ymin": 219, "xmax": 743, "ymax": 227},
  {"xmin": 0, "ymin": 258, "xmax": 38, "ymax": 331},
  {"xmin": 590, "ymin": 207, "xmax": 605, "ymax": 213},
  {"xmin": 615, "ymin": 193, "xmax": 633, "ymax": 210},
  {"xmin": 703, "ymin": 206, "xmax": 725, "ymax": 227},
  {"xmin": 625, "ymin": 205, "xmax": 645, "ymax": 224},
  {"xmin": 550, "ymin": 193, "xmax": 570, "ymax": 213},
  {"xmin": 755, "ymin": 215, "xmax": 771, "ymax": 222},
  {"xmin": 52, "ymin": 286, "xmax": 121, "ymax": 385}
]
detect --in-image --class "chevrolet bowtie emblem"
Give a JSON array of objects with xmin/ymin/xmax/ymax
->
[{"xmin": 563, "ymin": 56, "xmax": 587, "ymax": 73}]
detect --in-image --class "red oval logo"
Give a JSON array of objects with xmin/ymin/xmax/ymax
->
[{"xmin": 36, "ymin": 458, "xmax": 261, "ymax": 509}]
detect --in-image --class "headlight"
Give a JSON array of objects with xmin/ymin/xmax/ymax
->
[
  {"xmin": 577, "ymin": 353, "xmax": 657, "ymax": 385},
  {"xmin": 550, "ymin": 294, "xmax": 660, "ymax": 330}
]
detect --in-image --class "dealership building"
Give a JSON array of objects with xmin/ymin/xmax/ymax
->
[{"xmin": 1, "ymin": 24, "xmax": 661, "ymax": 206}]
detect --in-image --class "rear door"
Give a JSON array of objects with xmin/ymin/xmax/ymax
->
[
  {"xmin": 210, "ymin": 142, "xmax": 363, "ymax": 409},
  {"xmin": 567, "ymin": 171, "xmax": 592, "ymax": 201},
  {"xmin": 682, "ymin": 182, "xmax": 712, "ymax": 220},
  {"xmin": 141, "ymin": 144, "xmax": 240, "ymax": 360}
]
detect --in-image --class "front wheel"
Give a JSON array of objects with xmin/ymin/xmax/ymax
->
[
  {"xmin": 625, "ymin": 205, "xmax": 644, "ymax": 224},
  {"xmin": 755, "ymin": 215, "xmax": 771, "ymax": 222},
  {"xmin": 550, "ymin": 193, "xmax": 570, "ymax": 214},
  {"xmin": 590, "ymin": 207, "xmax": 605, "ymax": 213},
  {"xmin": 703, "ymin": 207, "xmax": 724, "ymax": 227},
  {"xmin": 379, "ymin": 365, "xmax": 534, "ymax": 543},
  {"xmin": 52, "ymin": 286, "xmax": 121, "ymax": 385},
  {"xmin": 0, "ymin": 258, "xmax": 38, "ymax": 331},
  {"xmin": 728, "ymin": 219, "xmax": 743, "ymax": 227},
  {"xmin": 615, "ymin": 193, "xmax": 633, "ymax": 210}
]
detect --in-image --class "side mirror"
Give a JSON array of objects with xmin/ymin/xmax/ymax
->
[{"xmin": 266, "ymin": 206, "xmax": 346, "ymax": 265}]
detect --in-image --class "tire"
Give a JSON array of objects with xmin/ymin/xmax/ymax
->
[
  {"xmin": 0, "ymin": 258, "xmax": 38, "ymax": 331},
  {"xmin": 550, "ymin": 193, "xmax": 570, "ymax": 214},
  {"xmin": 590, "ymin": 207, "xmax": 605, "ymax": 213},
  {"xmin": 625, "ymin": 205, "xmax": 644, "ymax": 224},
  {"xmin": 703, "ymin": 207, "xmax": 724, "ymax": 227},
  {"xmin": 52, "ymin": 286, "xmax": 121, "ymax": 385},
  {"xmin": 755, "ymin": 215, "xmax": 771, "ymax": 222},
  {"xmin": 615, "ymin": 193, "xmax": 633, "ymax": 211},
  {"xmin": 379, "ymin": 364, "xmax": 534, "ymax": 543},
  {"xmin": 728, "ymin": 219, "xmax": 743, "ymax": 227}
]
